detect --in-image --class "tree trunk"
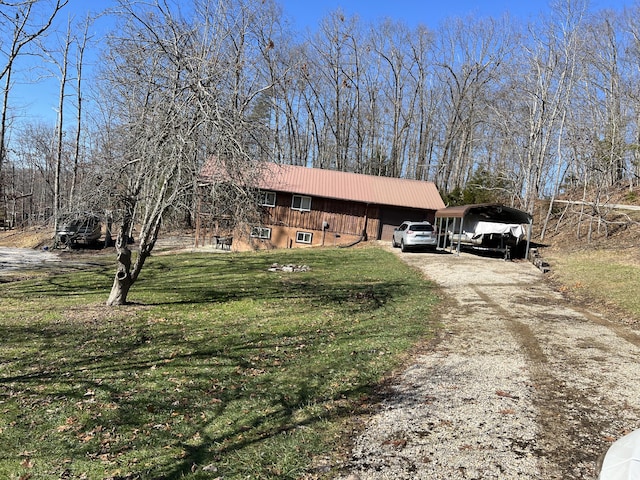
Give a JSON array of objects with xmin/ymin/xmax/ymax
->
[
  {"xmin": 70, "ymin": 18, "xmax": 89, "ymax": 206},
  {"xmin": 106, "ymin": 226, "xmax": 133, "ymax": 306},
  {"xmin": 53, "ymin": 24, "xmax": 70, "ymax": 234}
]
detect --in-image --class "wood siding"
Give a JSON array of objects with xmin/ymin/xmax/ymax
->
[
  {"xmin": 262, "ymin": 192, "xmax": 381, "ymax": 240},
  {"xmin": 196, "ymin": 186, "xmax": 438, "ymax": 250}
]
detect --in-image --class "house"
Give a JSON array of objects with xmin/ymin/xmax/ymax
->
[
  {"xmin": 197, "ymin": 161, "xmax": 445, "ymax": 251},
  {"xmin": 435, "ymin": 203, "xmax": 533, "ymax": 258}
]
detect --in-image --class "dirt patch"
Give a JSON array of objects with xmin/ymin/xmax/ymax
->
[
  {"xmin": 0, "ymin": 230, "xmax": 199, "ymax": 282},
  {"xmin": 334, "ymin": 247, "xmax": 640, "ymax": 480},
  {"xmin": 0, "ymin": 227, "xmax": 52, "ymax": 249}
]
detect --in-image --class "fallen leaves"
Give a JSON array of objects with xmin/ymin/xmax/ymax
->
[
  {"xmin": 382, "ymin": 437, "xmax": 408, "ymax": 450},
  {"xmin": 57, "ymin": 416, "xmax": 78, "ymax": 433},
  {"xmin": 495, "ymin": 390, "xmax": 518, "ymax": 399}
]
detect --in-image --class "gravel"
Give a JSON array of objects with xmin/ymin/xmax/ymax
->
[
  {"xmin": 333, "ymin": 246, "xmax": 640, "ymax": 480},
  {"xmin": 0, "ymin": 246, "xmax": 61, "ymax": 275}
]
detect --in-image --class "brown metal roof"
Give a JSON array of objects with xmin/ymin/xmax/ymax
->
[{"xmin": 201, "ymin": 161, "xmax": 445, "ymax": 211}]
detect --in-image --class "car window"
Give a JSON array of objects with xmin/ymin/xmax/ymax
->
[
  {"xmin": 399, "ymin": 224, "xmax": 408, "ymax": 231},
  {"xmin": 409, "ymin": 224, "xmax": 434, "ymax": 232}
]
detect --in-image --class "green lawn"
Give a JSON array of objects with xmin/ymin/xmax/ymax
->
[{"xmin": 0, "ymin": 245, "xmax": 439, "ymax": 479}]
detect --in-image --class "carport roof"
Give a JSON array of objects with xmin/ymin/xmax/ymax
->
[{"xmin": 435, "ymin": 204, "xmax": 532, "ymax": 224}]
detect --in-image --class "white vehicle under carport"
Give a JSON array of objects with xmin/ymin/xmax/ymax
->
[
  {"xmin": 435, "ymin": 204, "xmax": 533, "ymax": 259},
  {"xmin": 392, "ymin": 221, "xmax": 437, "ymax": 252}
]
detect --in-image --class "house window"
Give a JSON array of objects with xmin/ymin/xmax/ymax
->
[
  {"xmin": 292, "ymin": 195, "xmax": 311, "ymax": 211},
  {"xmin": 258, "ymin": 191, "xmax": 276, "ymax": 207},
  {"xmin": 250, "ymin": 226, "xmax": 271, "ymax": 239},
  {"xmin": 296, "ymin": 231, "xmax": 312, "ymax": 244}
]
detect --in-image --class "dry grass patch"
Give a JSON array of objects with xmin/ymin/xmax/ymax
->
[{"xmin": 546, "ymin": 247, "xmax": 640, "ymax": 324}]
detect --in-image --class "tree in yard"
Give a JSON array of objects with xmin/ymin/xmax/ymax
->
[
  {"xmin": 43, "ymin": 15, "xmax": 72, "ymax": 234},
  {"xmin": 100, "ymin": 0, "xmax": 279, "ymax": 306}
]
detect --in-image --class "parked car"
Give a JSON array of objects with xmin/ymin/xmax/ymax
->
[
  {"xmin": 55, "ymin": 214, "xmax": 102, "ymax": 248},
  {"xmin": 392, "ymin": 221, "xmax": 437, "ymax": 252}
]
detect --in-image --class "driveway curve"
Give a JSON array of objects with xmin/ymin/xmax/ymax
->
[
  {"xmin": 0, "ymin": 246, "xmax": 61, "ymax": 276},
  {"xmin": 336, "ymin": 247, "xmax": 640, "ymax": 480}
]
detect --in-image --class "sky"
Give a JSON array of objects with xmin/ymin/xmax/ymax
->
[
  {"xmin": 277, "ymin": 0, "xmax": 633, "ymax": 30},
  {"xmin": 4, "ymin": 0, "xmax": 637, "ymax": 128}
]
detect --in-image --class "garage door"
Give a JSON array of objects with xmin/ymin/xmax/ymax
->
[{"xmin": 379, "ymin": 207, "xmax": 433, "ymax": 241}]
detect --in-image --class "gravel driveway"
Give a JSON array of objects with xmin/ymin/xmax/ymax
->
[
  {"xmin": 0, "ymin": 246, "xmax": 61, "ymax": 276},
  {"xmin": 336, "ymin": 247, "xmax": 640, "ymax": 480}
]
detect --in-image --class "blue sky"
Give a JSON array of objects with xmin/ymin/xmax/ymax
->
[
  {"xmin": 5, "ymin": 0, "xmax": 636, "ymax": 127},
  {"xmin": 278, "ymin": 0, "xmax": 633, "ymax": 30}
]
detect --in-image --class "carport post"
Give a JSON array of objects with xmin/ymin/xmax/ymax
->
[
  {"xmin": 436, "ymin": 217, "xmax": 445, "ymax": 250},
  {"xmin": 448, "ymin": 217, "xmax": 454, "ymax": 253},
  {"xmin": 525, "ymin": 218, "xmax": 533, "ymax": 260},
  {"xmin": 441, "ymin": 217, "xmax": 452, "ymax": 252},
  {"xmin": 446, "ymin": 218, "xmax": 451, "ymax": 250},
  {"xmin": 456, "ymin": 217, "xmax": 464, "ymax": 255}
]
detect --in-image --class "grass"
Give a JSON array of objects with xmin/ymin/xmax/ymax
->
[
  {"xmin": 0, "ymin": 245, "xmax": 439, "ymax": 479},
  {"xmin": 546, "ymin": 248, "xmax": 640, "ymax": 319}
]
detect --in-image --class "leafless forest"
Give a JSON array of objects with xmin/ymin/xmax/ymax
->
[{"xmin": 2, "ymin": 0, "xmax": 640, "ymax": 232}]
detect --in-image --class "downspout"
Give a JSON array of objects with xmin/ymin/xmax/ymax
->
[
  {"xmin": 363, "ymin": 204, "xmax": 369, "ymax": 240},
  {"xmin": 322, "ymin": 220, "xmax": 329, "ymax": 246}
]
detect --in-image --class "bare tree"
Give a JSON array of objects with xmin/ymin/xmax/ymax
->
[
  {"xmin": 69, "ymin": 15, "xmax": 92, "ymax": 206},
  {"xmin": 304, "ymin": 10, "xmax": 361, "ymax": 171},
  {"xmin": 100, "ymin": 0, "xmax": 278, "ymax": 305},
  {"xmin": 405, "ymin": 24, "xmax": 439, "ymax": 181},
  {"xmin": 268, "ymin": 40, "xmax": 313, "ymax": 165},
  {"xmin": 368, "ymin": 19, "xmax": 416, "ymax": 178},
  {"xmin": 624, "ymin": 4, "xmax": 640, "ymax": 189},
  {"xmin": 432, "ymin": 15, "xmax": 513, "ymax": 193},
  {"xmin": 497, "ymin": 1, "xmax": 585, "ymax": 213},
  {"xmin": 51, "ymin": 17, "xmax": 72, "ymax": 233},
  {"xmin": 10, "ymin": 122, "xmax": 57, "ymax": 223},
  {"xmin": 0, "ymin": 0, "xmax": 68, "ymax": 213},
  {"xmin": 34, "ymin": 12, "xmax": 95, "ymax": 236},
  {"xmin": 581, "ymin": 11, "xmax": 630, "ymax": 187}
]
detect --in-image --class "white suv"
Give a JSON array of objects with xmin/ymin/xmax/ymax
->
[{"xmin": 392, "ymin": 221, "xmax": 437, "ymax": 252}]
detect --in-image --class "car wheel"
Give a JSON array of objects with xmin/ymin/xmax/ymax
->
[
  {"xmin": 392, "ymin": 236, "xmax": 398, "ymax": 248},
  {"xmin": 401, "ymin": 240, "xmax": 407, "ymax": 252}
]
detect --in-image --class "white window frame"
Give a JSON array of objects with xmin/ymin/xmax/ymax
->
[
  {"xmin": 250, "ymin": 226, "xmax": 271, "ymax": 239},
  {"xmin": 291, "ymin": 195, "xmax": 312, "ymax": 212},
  {"xmin": 296, "ymin": 231, "xmax": 312, "ymax": 244},
  {"xmin": 259, "ymin": 191, "xmax": 276, "ymax": 207}
]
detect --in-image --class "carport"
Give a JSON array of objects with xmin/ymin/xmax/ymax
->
[{"xmin": 435, "ymin": 204, "xmax": 533, "ymax": 259}]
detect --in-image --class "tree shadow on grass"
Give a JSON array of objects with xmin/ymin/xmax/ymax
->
[
  {"xmin": 127, "ymin": 253, "xmax": 418, "ymax": 311},
  {"xmin": 0, "ymin": 249, "xmax": 434, "ymax": 478},
  {"xmin": 0, "ymin": 317, "xmax": 413, "ymax": 478}
]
